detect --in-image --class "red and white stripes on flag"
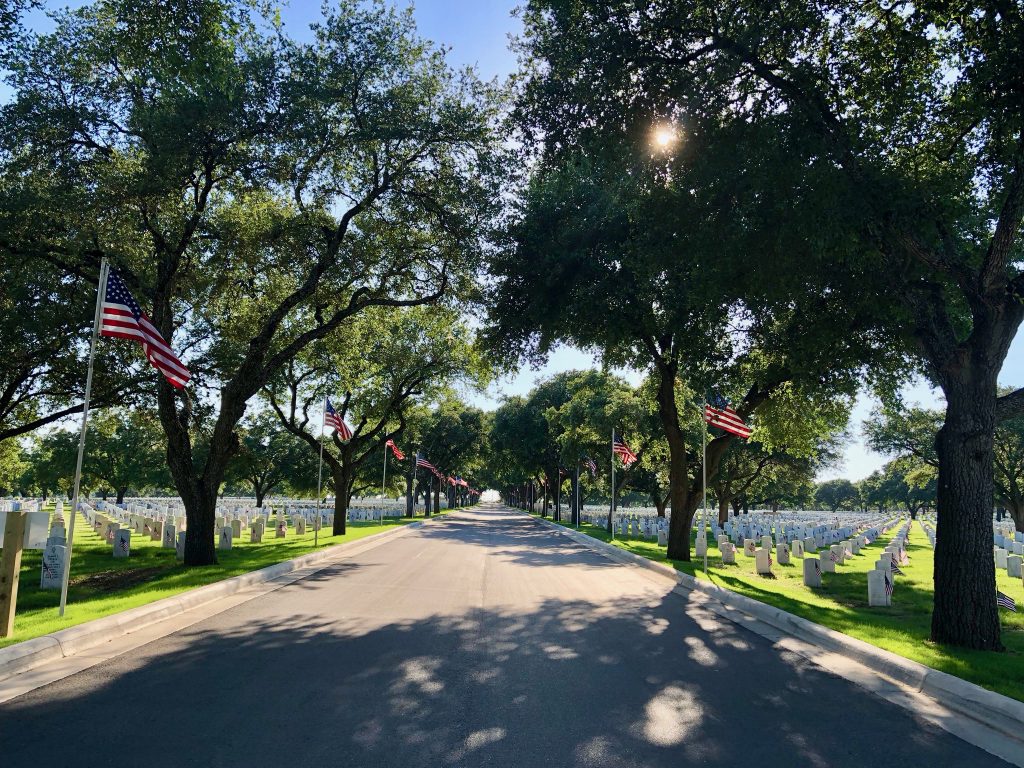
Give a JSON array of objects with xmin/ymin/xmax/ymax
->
[
  {"xmin": 386, "ymin": 439, "xmax": 405, "ymax": 460},
  {"xmin": 100, "ymin": 268, "xmax": 191, "ymax": 388},
  {"xmin": 704, "ymin": 398, "xmax": 752, "ymax": 439},
  {"xmin": 612, "ymin": 436, "xmax": 637, "ymax": 466},
  {"xmin": 325, "ymin": 398, "xmax": 353, "ymax": 440}
]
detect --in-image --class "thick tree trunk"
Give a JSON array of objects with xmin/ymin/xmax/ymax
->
[
  {"xmin": 116, "ymin": 487, "xmax": 127, "ymax": 504},
  {"xmin": 433, "ymin": 484, "xmax": 441, "ymax": 514},
  {"xmin": 931, "ymin": 369, "xmax": 1003, "ymax": 650},
  {"xmin": 332, "ymin": 467, "xmax": 350, "ymax": 536},
  {"xmin": 653, "ymin": 496, "xmax": 667, "ymax": 518},
  {"xmin": 659, "ymin": 364, "xmax": 692, "ymax": 560},
  {"xmin": 405, "ymin": 473, "xmax": 414, "ymax": 517},
  {"xmin": 184, "ymin": 487, "xmax": 219, "ymax": 566},
  {"xmin": 255, "ymin": 486, "xmax": 266, "ymax": 508},
  {"xmin": 718, "ymin": 496, "xmax": 730, "ymax": 526}
]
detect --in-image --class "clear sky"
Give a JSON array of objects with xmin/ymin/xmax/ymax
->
[{"xmin": 10, "ymin": 1, "xmax": 1024, "ymax": 480}]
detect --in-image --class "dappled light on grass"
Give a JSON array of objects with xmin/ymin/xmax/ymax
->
[{"xmin": 541, "ymin": 514, "xmax": 1024, "ymax": 702}]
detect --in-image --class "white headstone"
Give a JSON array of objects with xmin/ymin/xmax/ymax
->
[
  {"xmin": 1008, "ymin": 555, "xmax": 1023, "ymax": 579},
  {"xmin": 40, "ymin": 543, "xmax": 66, "ymax": 589},
  {"xmin": 803, "ymin": 558, "xmax": 821, "ymax": 587},
  {"xmin": 176, "ymin": 531, "xmax": 186, "ymax": 560},
  {"xmin": 113, "ymin": 528, "xmax": 131, "ymax": 558},
  {"xmin": 695, "ymin": 535, "xmax": 707, "ymax": 557},
  {"xmin": 792, "ymin": 539, "xmax": 804, "ymax": 557},
  {"xmin": 743, "ymin": 539, "xmax": 757, "ymax": 557},
  {"xmin": 720, "ymin": 542, "xmax": 736, "ymax": 564},
  {"xmin": 219, "ymin": 526, "xmax": 233, "ymax": 550},
  {"xmin": 777, "ymin": 542, "xmax": 790, "ymax": 565},
  {"xmin": 162, "ymin": 524, "xmax": 176, "ymax": 549},
  {"xmin": 868, "ymin": 569, "xmax": 892, "ymax": 607},
  {"xmin": 755, "ymin": 548, "xmax": 773, "ymax": 575}
]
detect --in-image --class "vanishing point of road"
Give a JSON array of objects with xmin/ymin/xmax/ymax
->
[{"xmin": 0, "ymin": 504, "xmax": 1006, "ymax": 767}]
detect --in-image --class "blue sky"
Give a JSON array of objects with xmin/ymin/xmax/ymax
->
[{"xmin": 11, "ymin": 1, "xmax": 1024, "ymax": 480}]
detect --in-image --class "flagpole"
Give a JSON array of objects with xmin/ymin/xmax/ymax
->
[
  {"xmin": 609, "ymin": 428, "xmax": 615, "ymax": 539},
  {"xmin": 381, "ymin": 443, "xmax": 388, "ymax": 514},
  {"xmin": 702, "ymin": 399, "xmax": 708, "ymax": 575},
  {"xmin": 315, "ymin": 396, "xmax": 326, "ymax": 548},
  {"xmin": 59, "ymin": 258, "xmax": 109, "ymax": 617},
  {"xmin": 575, "ymin": 461, "xmax": 580, "ymax": 530}
]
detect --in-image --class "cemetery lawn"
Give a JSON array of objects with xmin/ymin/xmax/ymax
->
[
  {"xmin": 539, "ymin": 515, "xmax": 1024, "ymax": 703},
  {"xmin": 1, "ymin": 508, "xmax": 450, "ymax": 650}
]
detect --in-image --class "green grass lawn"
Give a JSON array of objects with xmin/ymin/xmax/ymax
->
[
  {"xmin": 538, "ymin": 513, "xmax": 1024, "ymax": 702},
  {"xmin": 2, "ymin": 505, "xmax": 450, "ymax": 649}
]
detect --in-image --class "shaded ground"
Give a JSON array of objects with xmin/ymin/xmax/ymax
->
[{"xmin": 0, "ymin": 506, "xmax": 1006, "ymax": 767}]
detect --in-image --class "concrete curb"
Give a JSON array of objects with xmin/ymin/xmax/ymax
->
[
  {"xmin": 527, "ymin": 513, "xmax": 1024, "ymax": 746},
  {"xmin": 0, "ymin": 519, "xmax": 430, "ymax": 682}
]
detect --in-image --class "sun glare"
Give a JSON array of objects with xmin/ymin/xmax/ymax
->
[{"xmin": 652, "ymin": 125, "xmax": 678, "ymax": 149}]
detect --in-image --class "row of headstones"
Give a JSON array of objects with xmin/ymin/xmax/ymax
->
[{"xmin": 697, "ymin": 522, "xmax": 908, "ymax": 607}]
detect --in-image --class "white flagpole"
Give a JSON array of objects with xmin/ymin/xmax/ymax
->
[
  {"xmin": 702, "ymin": 400, "xmax": 708, "ymax": 575},
  {"xmin": 609, "ymin": 428, "xmax": 616, "ymax": 539},
  {"xmin": 59, "ymin": 258, "xmax": 109, "ymax": 617},
  {"xmin": 575, "ymin": 461, "xmax": 580, "ymax": 530},
  {"xmin": 315, "ymin": 396, "xmax": 326, "ymax": 547},
  {"xmin": 381, "ymin": 443, "xmax": 388, "ymax": 514}
]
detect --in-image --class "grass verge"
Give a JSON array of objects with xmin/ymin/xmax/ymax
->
[
  {"xmin": 2, "ymin": 506, "xmax": 450, "ymax": 649},
  {"xmin": 535, "ymin": 513, "xmax": 1024, "ymax": 702}
]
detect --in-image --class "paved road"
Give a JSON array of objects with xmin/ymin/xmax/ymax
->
[{"xmin": 0, "ymin": 505, "xmax": 1007, "ymax": 767}]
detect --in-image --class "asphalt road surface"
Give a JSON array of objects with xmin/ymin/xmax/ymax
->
[{"xmin": 0, "ymin": 505, "xmax": 1008, "ymax": 767}]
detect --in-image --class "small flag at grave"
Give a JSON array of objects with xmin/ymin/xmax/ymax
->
[
  {"xmin": 997, "ymin": 591, "xmax": 1017, "ymax": 612},
  {"xmin": 891, "ymin": 561, "xmax": 905, "ymax": 576},
  {"xmin": 884, "ymin": 573, "xmax": 893, "ymax": 598}
]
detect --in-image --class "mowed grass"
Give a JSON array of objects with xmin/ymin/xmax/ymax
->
[
  {"xmin": 540, "ymin": 514, "xmax": 1024, "ymax": 702},
  {"xmin": 2, "ymin": 505, "xmax": 449, "ymax": 649}
]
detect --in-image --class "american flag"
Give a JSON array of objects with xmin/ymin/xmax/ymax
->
[
  {"xmin": 447, "ymin": 476, "xmax": 456, "ymax": 486},
  {"xmin": 829, "ymin": 550, "xmax": 839, "ymax": 563},
  {"xmin": 612, "ymin": 435, "xmax": 637, "ymax": 466},
  {"xmin": 891, "ymin": 561, "xmax": 905, "ymax": 576},
  {"xmin": 583, "ymin": 456, "xmax": 597, "ymax": 477},
  {"xmin": 416, "ymin": 454, "xmax": 436, "ymax": 472},
  {"xmin": 997, "ymin": 591, "xmax": 1017, "ymax": 612},
  {"xmin": 457, "ymin": 477, "xmax": 469, "ymax": 487},
  {"xmin": 100, "ymin": 268, "xmax": 191, "ymax": 388},
  {"xmin": 704, "ymin": 394, "xmax": 752, "ymax": 439},
  {"xmin": 813, "ymin": 559, "xmax": 821, "ymax": 576},
  {"xmin": 386, "ymin": 439, "xmax": 405, "ymax": 460},
  {"xmin": 884, "ymin": 573, "xmax": 893, "ymax": 598},
  {"xmin": 325, "ymin": 399, "xmax": 352, "ymax": 440}
]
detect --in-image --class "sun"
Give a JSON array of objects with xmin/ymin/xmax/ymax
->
[{"xmin": 652, "ymin": 125, "xmax": 677, "ymax": 149}]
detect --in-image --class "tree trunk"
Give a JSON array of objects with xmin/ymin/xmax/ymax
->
[
  {"xmin": 659, "ymin": 363, "xmax": 692, "ymax": 560},
  {"xmin": 1009, "ymin": 503, "xmax": 1024, "ymax": 532},
  {"xmin": 931, "ymin": 369, "xmax": 1003, "ymax": 650},
  {"xmin": 116, "ymin": 486, "xmax": 127, "ymax": 504},
  {"xmin": 653, "ymin": 495, "xmax": 667, "ymax": 518},
  {"xmin": 405, "ymin": 472, "xmax": 414, "ymax": 517},
  {"xmin": 717, "ymin": 496, "xmax": 730, "ymax": 526},
  {"xmin": 433, "ymin": 483, "xmax": 441, "ymax": 514},
  {"xmin": 255, "ymin": 485, "xmax": 266, "ymax": 508},
  {"xmin": 332, "ymin": 467, "xmax": 350, "ymax": 536}
]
